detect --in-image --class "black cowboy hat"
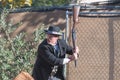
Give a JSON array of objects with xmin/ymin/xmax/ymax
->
[{"xmin": 44, "ymin": 26, "xmax": 62, "ymax": 36}]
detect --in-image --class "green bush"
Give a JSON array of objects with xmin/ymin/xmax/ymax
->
[{"xmin": 0, "ymin": 9, "xmax": 45, "ymax": 80}]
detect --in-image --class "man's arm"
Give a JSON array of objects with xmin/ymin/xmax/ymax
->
[{"xmin": 38, "ymin": 45, "xmax": 71, "ymax": 65}]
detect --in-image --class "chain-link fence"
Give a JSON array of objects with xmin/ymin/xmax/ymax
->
[{"xmin": 67, "ymin": 11, "xmax": 120, "ymax": 80}]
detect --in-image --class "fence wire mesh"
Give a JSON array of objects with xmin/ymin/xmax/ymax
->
[{"xmin": 67, "ymin": 16, "xmax": 120, "ymax": 80}]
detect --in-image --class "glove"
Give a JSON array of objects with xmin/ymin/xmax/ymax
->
[{"xmin": 63, "ymin": 58, "xmax": 71, "ymax": 64}]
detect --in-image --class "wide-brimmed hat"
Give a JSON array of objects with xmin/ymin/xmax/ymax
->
[{"xmin": 44, "ymin": 26, "xmax": 62, "ymax": 36}]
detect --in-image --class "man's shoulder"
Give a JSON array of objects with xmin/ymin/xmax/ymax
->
[{"xmin": 39, "ymin": 39, "xmax": 47, "ymax": 45}]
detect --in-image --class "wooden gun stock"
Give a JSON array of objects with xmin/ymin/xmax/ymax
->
[{"xmin": 73, "ymin": 5, "xmax": 80, "ymax": 23}]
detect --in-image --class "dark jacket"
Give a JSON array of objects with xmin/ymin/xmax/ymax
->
[{"xmin": 32, "ymin": 39, "xmax": 73, "ymax": 80}]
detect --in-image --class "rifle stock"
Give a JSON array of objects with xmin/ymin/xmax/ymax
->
[
  {"xmin": 72, "ymin": 5, "xmax": 80, "ymax": 67},
  {"xmin": 73, "ymin": 5, "xmax": 80, "ymax": 23}
]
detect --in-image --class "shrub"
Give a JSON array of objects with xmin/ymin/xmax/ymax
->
[{"xmin": 0, "ymin": 9, "xmax": 45, "ymax": 80}]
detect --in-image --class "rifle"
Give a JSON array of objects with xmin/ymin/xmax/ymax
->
[{"xmin": 72, "ymin": 5, "xmax": 80, "ymax": 67}]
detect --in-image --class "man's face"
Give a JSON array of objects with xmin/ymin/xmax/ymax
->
[{"xmin": 47, "ymin": 34, "xmax": 59, "ymax": 45}]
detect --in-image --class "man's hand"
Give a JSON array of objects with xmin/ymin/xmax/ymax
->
[
  {"xmin": 68, "ymin": 46, "xmax": 79, "ymax": 61},
  {"xmin": 73, "ymin": 52, "xmax": 78, "ymax": 60},
  {"xmin": 68, "ymin": 53, "xmax": 78, "ymax": 61},
  {"xmin": 74, "ymin": 46, "xmax": 79, "ymax": 54}
]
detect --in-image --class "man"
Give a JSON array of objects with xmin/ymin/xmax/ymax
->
[{"xmin": 32, "ymin": 25, "xmax": 79, "ymax": 80}]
